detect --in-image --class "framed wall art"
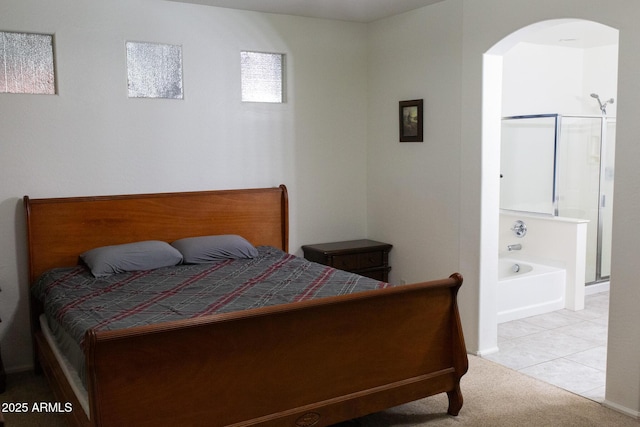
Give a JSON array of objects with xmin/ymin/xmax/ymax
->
[{"xmin": 399, "ymin": 99, "xmax": 423, "ymax": 142}]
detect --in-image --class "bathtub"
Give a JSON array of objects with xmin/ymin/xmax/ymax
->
[{"xmin": 497, "ymin": 258, "xmax": 566, "ymax": 323}]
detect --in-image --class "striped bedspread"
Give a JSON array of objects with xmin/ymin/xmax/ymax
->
[{"xmin": 32, "ymin": 246, "xmax": 390, "ymax": 347}]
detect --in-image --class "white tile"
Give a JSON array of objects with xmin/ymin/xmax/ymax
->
[
  {"xmin": 565, "ymin": 346, "xmax": 607, "ymax": 371},
  {"xmin": 556, "ymin": 307, "xmax": 604, "ymax": 322},
  {"xmin": 520, "ymin": 311, "xmax": 582, "ymax": 329},
  {"xmin": 483, "ymin": 291, "xmax": 609, "ymax": 399},
  {"xmin": 498, "ymin": 319, "xmax": 547, "ymax": 340},
  {"xmin": 585, "ymin": 295, "xmax": 610, "ymax": 313},
  {"xmin": 589, "ymin": 313, "xmax": 610, "ymax": 326},
  {"xmin": 580, "ymin": 385, "xmax": 606, "ymax": 402},
  {"xmin": 555, "ymin": 320, "xmax": 608, "ymax": 346},
  {"xmin": 484, "ymin": 339, "xmax": 559, "ymax": 370},
  {"xmin": 510, "ymin": 329, "xmax": 599, "ymax": 358},
  {"xmin": 586, "ymin": 291, "xmax": 609, "ymax": 304},
  {"xmin": 520, "ymin": 358, "xmax": 606, "ymax": 394}
]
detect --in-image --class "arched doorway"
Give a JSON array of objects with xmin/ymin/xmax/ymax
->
[{"xmin": 480, "ymin": 19, "xmax": 619, "ymax": 401}]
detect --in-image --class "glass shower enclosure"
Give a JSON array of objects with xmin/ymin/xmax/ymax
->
[{"xmin": 500, "ymin": 114, "xmax": 616, "ymax": 284}]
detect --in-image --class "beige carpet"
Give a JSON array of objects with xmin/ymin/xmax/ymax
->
[
  {"xmin": 352, "ymin": 355, "xmax": 640, "ymax": 427},
  {"xmin": 1, "ymin": 355, "xmax": 639, "ymax": 426}
]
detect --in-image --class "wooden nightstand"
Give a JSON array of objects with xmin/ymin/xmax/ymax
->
[{"xmin": 302, "ymin": 239, "xmax": 392, "ymax": 281}]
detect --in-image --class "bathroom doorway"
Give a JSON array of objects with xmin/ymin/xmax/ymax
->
[
  {"xmin": 481, "ymin": 17, "xmax": 619, "ymax": 399},
  {"xmin": 498, "ymin": 20, "xmax": 619, "ymax": 287}
]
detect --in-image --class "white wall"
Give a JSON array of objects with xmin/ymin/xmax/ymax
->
[
  {"xmin": 502, "ymin": 43, "xmax": 585, "ymax": 116},
  {"xmin": 462, "ymin": 0, "xmax": 640, "ymax": 417},
  {"xmin": 368, "ymin": 0, "xmax": 640, "ymax": 417},
  {"xmin": 366, "ymin": 1, "xmax": 463, "ymax": 285},
  {"xmin": 584, "ymin": 44, "xmax": 620, "ymax": 116},
  {"xmin": 502, "ymin": 41, "xmax": 618, "ymax": 117},
  {"xmin": 0, "ymin": 0, "xmax": 370, "ymax": 372}
]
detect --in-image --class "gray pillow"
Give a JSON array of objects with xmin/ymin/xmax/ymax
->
[
  {"xmin": 80, "ymin": 240, "xmax": 183, "ymax": 277},
  {"xmin": 171, "ymin": 235, "xmax": 258, "ymax": 264}
]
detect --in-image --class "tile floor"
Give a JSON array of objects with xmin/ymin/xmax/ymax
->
[{"xmin": 483, "ymin": 289, "xmax": 609, "ymax": 402}]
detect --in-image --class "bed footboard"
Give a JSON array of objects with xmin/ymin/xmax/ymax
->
[{"xmin": 84, "ymin": 273, "xmax": 467, "ymax": 427}]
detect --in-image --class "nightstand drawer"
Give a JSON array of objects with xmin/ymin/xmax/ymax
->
[
  {"xmin": 358, "ymin": 251, "xmax": 383, "ymax": 269},
  {"xmin": 332, "ymin": 253, "xmax": 360, "ymax": 270},
  {"xmin": 332, "ymin": 251, "xmax": 383, "ymax": 271}
]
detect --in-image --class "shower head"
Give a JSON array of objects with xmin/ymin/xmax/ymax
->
[
  {"xmin": 590, "ymin": 93, "xmax": 614, "ymax": 115},
  {"xmin": 591, "ymin": 93, "xmax": 604, "ymax": 111}
]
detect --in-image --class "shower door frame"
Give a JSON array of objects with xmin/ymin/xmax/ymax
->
[
  {"xmin": 500, "ymin": 113, "xmax": 614, "ymax": 285},
  {"xmin": 594, "ymin": 115, "xmax": 616, "ymax": 283},
  {"xmin": 557, "ymin": 114, "xmax": 613, "ymax": 285},
  {"xmin": 500, "ymin": 114, "xmax": 561, "ymax": 217}
]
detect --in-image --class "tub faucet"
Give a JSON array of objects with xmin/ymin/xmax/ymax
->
[{"xmin": 507, "ymin": 244, "xmax": 522, "ymax": 251}]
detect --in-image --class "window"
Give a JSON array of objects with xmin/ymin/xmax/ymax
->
[
  {"xmin": 240, "ymin": 51, "xmax": 284, "ymax": 103},
  {"xmin": 0, "ymin": 31, "xmax": 55, "ymax": 94},
  {"xmin": 126, "ymin": 41, "xmax": 183, "ymax": 99}
]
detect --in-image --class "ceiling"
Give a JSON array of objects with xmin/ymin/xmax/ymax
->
[
  {"xmin": 524, "ymin": 21, "xmax": 618, "ymax": 48},
  {"xmin": 165, "ymin": 1, "xmax": 618, "ymax": 48},
  {"xmin": 166, "ymin": 0, "xmax": 445, "ymax": 23}
]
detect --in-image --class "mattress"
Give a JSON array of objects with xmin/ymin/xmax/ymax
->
[
  {"xmin": 32, "ymin": 246, "xmax": 390, "ymax": 389},
  {"xmin": 39, "ymin": 314, "xmax": 90, "ymax": 416}
]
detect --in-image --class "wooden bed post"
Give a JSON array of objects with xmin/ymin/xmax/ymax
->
[
  {"xmin": 279, "ymin": 184, "xmax": 289, "ymax": 252},
  {"xmin": 446, "ymin": 272, "xmax": 468, "ymax": 416},
  {"xmin": 24, "ymin": 196, "xmax": 43, "ymax": 375}
]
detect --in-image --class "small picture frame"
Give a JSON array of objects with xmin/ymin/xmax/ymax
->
[{"xmin": 399, "ymin": 99, "xmax": 423, "ymax": 142}]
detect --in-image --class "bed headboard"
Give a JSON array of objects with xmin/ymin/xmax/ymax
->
[{"xmin": 24, "ymin": 185, "xmax": 288, "ymax": 283}]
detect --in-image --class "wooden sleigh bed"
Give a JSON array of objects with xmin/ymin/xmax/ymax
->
[{"xmin": 24, "ymin": 184, "xmax": 468, "ymax": 427}]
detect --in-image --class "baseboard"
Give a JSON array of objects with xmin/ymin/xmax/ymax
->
[
  {"xmin": 602, "ymin": 399, "xmax": 640, "ymax": 419},
  {"xmin": 472, "ymin": 346, "xmax": 500, "ymax": 357},
  {"xmin": 586, "ymin": 281, "xmax": 610, "ymax": 295}
]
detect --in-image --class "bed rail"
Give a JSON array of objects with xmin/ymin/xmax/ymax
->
[{"xmin": 85, "ymin": 274, "xmax": 467, "ymax": 427}]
